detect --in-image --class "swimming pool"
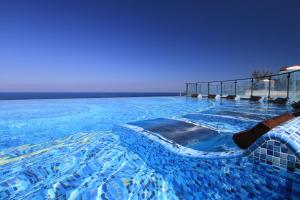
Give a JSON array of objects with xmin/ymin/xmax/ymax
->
[{"xmin": 0, "ymin": 97, "xmax": 299, "ymax": 199}]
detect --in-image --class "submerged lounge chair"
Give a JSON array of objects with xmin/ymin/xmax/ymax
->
[
  {"xmin": 207, "ymin": 94, "xmax": 221, "ymax": 100},
  {"xmin": 291, "ymin": 100, "xmax": 300, "ymax": 109},
  {"xmin": 226, "ymin": 95, "xmax": 240, "ymax": 100},
  {"xmin": 269, "ymin": 97, "xmax": 287, "ymax": 105},
  {"xmin": 226, "ymin": 95, "xmax": 236, "ymax": 100},
  {"xmin": 233, "ymin": 110, "xmax": 300, "ymax": 149},
  {"xmin": 249, "ymin": 95, "xmax": 262, "ymax": 101},
  {"xmin": 208, "ymin": 94, "xmax": 216, "ymax": 99},
  {"xmin": 191, "ymin": 93, "xmax": 198, "ymax": 98}
]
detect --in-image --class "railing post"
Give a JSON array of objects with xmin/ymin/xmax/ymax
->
[
  {"xmin": 251, "ymin": 78, "xmax": 254, "ymax": 97},
  {"xmin": 195, "ymin": 83, "xmax": 198, "ymax": 94},
  {"xmin": 185, "ymin": 83, "xmax": 188, "ymax": 96},
  {"xmin": 234, "ymin": 80, "xmax": 237, "ymax": 96},
  {"xmin": 220, "ymin": 81, "xmax": 223, "ymax": 97},
  {"xmin": 268, "ymin": 76, "xmax": 271, "ymax": 99},
  {"xmin": 287, "ymin": 73, "xmax": 291, "ymax": 99},
  {"xmin": 208, "ymin": 82, "xmax": 210, "ymax": 96}
]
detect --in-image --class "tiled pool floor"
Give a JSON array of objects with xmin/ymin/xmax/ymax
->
[{"xmin": 0, "ymin": 97, "xmax": 297, "ymax": 199}]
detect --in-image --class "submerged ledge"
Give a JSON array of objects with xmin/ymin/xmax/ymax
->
[
  {"xmin": 114, "ymin": 116, "xmax": 300, "ymax": 171},
  {"xmin": 114, "ymin": 123, "xmax": 245, "ymax": 160}
]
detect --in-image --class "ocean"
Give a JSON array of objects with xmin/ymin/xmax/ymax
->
[{"xmin": 0, "ymin": 92, "xmax": 181, "ymax": 100}]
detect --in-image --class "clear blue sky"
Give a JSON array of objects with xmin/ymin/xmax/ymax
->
[{"xmin": 0, "ymin": 0, "xmax": 299, "ymax": 92}]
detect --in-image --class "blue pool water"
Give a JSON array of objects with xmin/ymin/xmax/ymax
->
[{"xmin": 0, "ymin": 97, "xmax": 296, "ymax": 199}]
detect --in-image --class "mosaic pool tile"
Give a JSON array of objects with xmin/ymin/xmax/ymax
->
[
  {"xmin": 245, "ymin": 117, "xmax": 300, "ymax": 173},
  {"xmin": 115, "ymin": 116, "xmax": 300, "ymax": 199},
  {"xmin": 1, "ymin": 97, "xmax": 299, "ymax": 199}
]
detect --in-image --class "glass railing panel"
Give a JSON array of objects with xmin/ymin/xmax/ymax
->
[
  {"xmin": 222, "ymin": 81, "xmax": 235, "ymax": 97},
  {"xmin": 252, "ymin": 78, "xmax": 269, "ymax": 97},
  {"xmin": 270, "ymin": 74, "xmax": 288, "ymax": 99},
  {"xmin": 236, "ymin": 79, "xmax": 252, "ymax": 98},
  {"xmin": 187, "ymin": 83, "xmax": 197, "ymax": 95},
  {"xmin": 209, "ymin": 82, "xmax": 221, "ymax": 95},
  {"xmin": 197, "ymin": 83, "xmax": 208, "ymax": 95},
  {"xmin": 186, "ymin": 70, "xmax": 300, "ymax": 100},
  {"xmin": 289, "ymin": 71, "xmax": 300, "ymax": 101}
]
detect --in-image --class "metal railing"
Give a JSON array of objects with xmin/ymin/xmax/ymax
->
[{"xmin": 185, "ymin": 70, "xmax": 300, "ymax": 101}]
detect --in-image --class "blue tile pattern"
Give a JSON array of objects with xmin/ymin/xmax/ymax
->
[
  {"xmin": 0, "ymin": 97, "xmax": 299, "ymax": 199},
  {"xmin": 114, "ymin": 116, "xmax": 300, "ymax": 199},
  {"xmin": 245, "ymin": 117, "xmax": 300, "ymax": 172}
]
